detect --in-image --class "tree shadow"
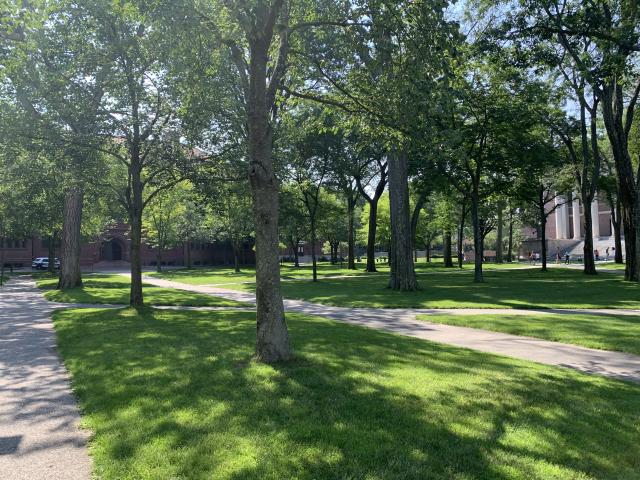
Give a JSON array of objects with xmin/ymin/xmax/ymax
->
[{"xmin": 53, "ymin": 307, "xmax": 640, "ymax": 479}]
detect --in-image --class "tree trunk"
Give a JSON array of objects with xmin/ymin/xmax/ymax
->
[
  {"xmin": 601, "ymin": 82, "xmax": 639, "ymax": 281},
  {"xmin": 443, "ymin": 230, "xmax": 453, "ymax": 267},
  {"xmin": 495, "ymin": 203, "xmax": 504, "ymax": 263},
  {"xmin": 610, "ymin": 197, "xmax": 624, "ymax": 264},
  {"xmin": 0, "ymin": 236, "xmax": 5, "ymax": 286},
  {"xmin": 470, "ymin": 192, "xmax": 483, "ymax": 283},
  {"xmin": 582, "ymin": 192, "xmax": 597, "ymax": 275},
  {"xmin": 387, "ymin": 150, "xmax": 418, "ymax": 291},
  {"xmin": 290, "ymin": 240, "xmax": 300, "ymax": 267},
  {"xmin": 347, "ymin": 193, "xmax": 356, "ymax": 269},
  {"xmin": 365, "ymin": 199, "xmax": 379, "ymax": 272},
  {"xmin": 186, "ymin": 240, "xmax": 192, "ymax": 269},
  {"xmin": 234, "ymin": 242, "xmax": 241, "ymax": 273},
  {"xmin": 458, "ymin": 202, "xmax": 466, "ymax": 269},
  {"xmin": 128, "ymin": 158, "xmax": 144, "ymax": 307},
  {"xmin": 58, "ymin": 186, "xmax": 84, "ymax": 289},
  {"xmin": 507, "ymin": 210, "xmax": 514, "ymax": 262},
  {"xmin": 156, "ymin": 247, "xmax": 162, "ymax": 273},
  {"xmin": 310, "ymin": 221, "xmax": 318, "ymax": 282},
  {"xmin": 247, "ymin": 40, "xmax": 290, "ymax": 362},
  {"xmin": 539, "ymin": 196, "xmax": 548, "ymax": 272}
]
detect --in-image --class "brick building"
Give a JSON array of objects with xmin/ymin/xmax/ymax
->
[{"xmin": 0, "ymin": 223, "xmax": 255, "ymax": 269}]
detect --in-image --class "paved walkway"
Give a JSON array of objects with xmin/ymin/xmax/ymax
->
[
  {"xmin": 141, "ymin": 275, "xmax": 640, "ymax": 383},
  {"xmin": 0, "ymin": 277, "xmax": 91, "ymax": 480}
]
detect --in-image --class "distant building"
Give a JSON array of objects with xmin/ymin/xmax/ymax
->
[
  {"xmin": 0, "ymin": 223, "xmax": 255, "ymax": 269},
  {"xmin": 520, "ymin": 192, "xmax": 624, "ymax": 259}
]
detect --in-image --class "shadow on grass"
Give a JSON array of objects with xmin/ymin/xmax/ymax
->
[{"xmin": 54, "ymin": 308, "xmax": 640, "ymax": 479}]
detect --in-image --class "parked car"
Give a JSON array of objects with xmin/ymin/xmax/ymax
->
[{"xmin": 32, "ymin": 257, "xmax": 60, "ymax": 270}]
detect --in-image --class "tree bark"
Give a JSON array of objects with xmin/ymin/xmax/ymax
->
[
  {"xmin": 156, "ymin": 247, "xmax": 162, "ymax": 273},
  {"xmin": 129, "ymin": 161, "xmax": 144, "ymax": 308},
  {"xmin": 495, "ymin": 203, "xmax": 504, "ymax": 263},
  {"xmin": 601, "ymin": 81, "xmax": 639, "ymax": 280},
  {"xmin": 470, "ymin": 192, "xmax": 483, "ymax": 283},
  {"xmin": 186, "ymin": 240, "xmax": 192, "ymax": 269},
  {"xmin": 582, "ymin": 191, "xmax": 597, "ymax": 275},
  {"xmin": 539, "ymin": 193, "xmax": 548, "ymax": 272},
  {"xmin": 233, "ymin": 241, "xmax": 241, "ymax": 273},
  {"xmin": 507, "ymin": 210, "xmax": 514, "ymax": 262},
  {"xmin": 247, "ymin": 37, "xmax": 290, "ymax": 362},
  {"xmin": 58, "ymin": 186, "xmax": 84, "ymax": 289},
  {"xmin": 0, "ymin": 236, "xmax": 5, "ymax": 286},
  {"xmin": 387, "ymin": 150, "xmax": 418, "ymax": 291},
  {"xmin": 443, "ymin": 230, "xmax": 453, "ymax": 267},
  {"xmin": 365, "ymin": 199, "xmax": 379, "ymax": 272},
  {"xmin": 347, "ymin": 191, "xmax": 356, "ymax": 269},
  {"xmin": 458, "ymin": 202, "xmax": 466, "ymax": 269},
  {"xmin": 310, "ymin": 220, "xmax": 318, "ymax": 282},
  {"xmin": 610, "ymin": 196, "xmax": 624, "ymax": 264}
]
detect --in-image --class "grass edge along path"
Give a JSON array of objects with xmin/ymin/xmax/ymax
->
[
  {"xmin": 36, "ymin": 274, "xmax": 249, "ymax": 308},
  {"xmin": 54, "ymin": 307, "xmax": 640, "ymax": 480},
  {"xmin": 419, "ymin": 312, "xmax": 640, "ymax": 356}
]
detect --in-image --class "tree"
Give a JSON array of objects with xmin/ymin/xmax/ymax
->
[
  {"xmin": 279, "ymin": 186, "xmax": 308, "ymax": 268},
  {"xmin": 318, "ymin": 192, "xmax": 348, "ymax": 264},
  {"xmin": 143, "ymin": 184, "xmax": 189, "ymax": 273}
]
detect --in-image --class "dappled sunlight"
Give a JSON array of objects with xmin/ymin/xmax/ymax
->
[{"xmin": 53, "ymin": 307, "xmax": 640, "ymax": 479}]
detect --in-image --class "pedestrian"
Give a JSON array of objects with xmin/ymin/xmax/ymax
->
[
  {"xmin": 594, "ymin": 249, "xmax": 600, "ymax": 261},
  {"xmin": 565, "ymin": 252, "xmax": 570, "ymax": 264},
  {"xmin": 605, "ymin": 247, "xmax": 609, "ymax": 260},
  {"xmin": 556, "ymin": 248, "xmax": 561, "ymax": 264},
  {"xmin": 612, "ymin": 246, "xmax": 616, "ymax": 259},
  {"xmin": 528, "ymin": 251, "xmax": 532, "ymax": 264}
]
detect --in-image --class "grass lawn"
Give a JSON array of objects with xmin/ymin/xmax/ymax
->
[
  {"xmin": 37, "ymin": 274, "xmax": 248, "ymax": 307},
  {"xmin": 419, "ymin": 313, "xmax": 640, "ymax": 356},
  {"xmin": 148, "ymin": 260, "xmax": 532, "ymax": 286},
  {"xmin": 55, "ymin": 307, "xmax": 640, "ymax": 480}
]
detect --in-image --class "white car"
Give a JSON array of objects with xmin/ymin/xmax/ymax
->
[{"xmin": 32, "ymin": 257, "xmax": 60, "ymax": 270}]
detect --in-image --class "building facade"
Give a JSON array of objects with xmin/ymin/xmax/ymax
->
[{"xmin": 0, "ymin": 223, "xmax": 255, "ymax": 269}]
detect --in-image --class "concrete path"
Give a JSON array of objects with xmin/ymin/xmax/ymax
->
[
  {"xmin": 141, "ymin": 276, "xmax": 640, "ymax": 383},
  {"xmin": 0, "ymin": 277, "xmax": 91, "ymax": 480}
]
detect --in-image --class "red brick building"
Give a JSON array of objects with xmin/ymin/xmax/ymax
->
[{"xmin": 0, "ymin": 223, "xmax": 255, "ymax": 269}]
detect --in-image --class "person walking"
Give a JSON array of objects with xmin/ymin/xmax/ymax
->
[
  {"xmin": 565, "ymin": 252, "xmax": 570, "ymax": 264},
  {"xmin": 594, "ymin": 249, "xmax": 600, "ymax": 261},
  {"xmin": 556, "ymin": 248, "xmax": 561, "ymax": 264},
  {"xmin": 605, "ymin": 247, "xmax": 610, "ymax": 260}
]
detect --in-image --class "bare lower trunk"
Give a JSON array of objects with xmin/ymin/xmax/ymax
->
[
  {"xmin": 495, "ymin": 204, "xmax": 504, "ymax": 263},
  {"xmin": 186, "ymin": 240, "xmax": 192, "ymax": 269},
  {"xmin": 471, "ymin": 193, "xmax": 483, "ymax": 283},
  {"xmin": 290, "ymin": 240, "xmax": 300, "ymax": 267},
  {"xmin": 443, "ymin": 230, "xmax": 453, "ymax": 267},
  {"xmin": 310, "ymin": 221, "xmax": 318, "ymax": 282},
  {"xmin": 129, "ymin": 209, "xmax": 144, "ymax": 307},
  {"xmin": 458, "ymin": 202, "xmax": 466, "ymax": 269},
  {"xmin": 610, "ymin": 198, "xmax": 623, "ymax": 264},
  {"xmin": 540, "ymin": 209, "xmax": 548, "ymax": 272},
  {"xmin": 583, "ymin": 197, "xmax": 597, "ymax": 275},
  {"xmin": 0, "ymin": 236, "xmax": 5, "ymax": 286},
  {"xmin": 156, "ymin": 248, "xmax": 162, "ymax": 273},
  {"xmin": 365, "ymin": 200, "xmax": 379, "ymax": 272},
  {"xmin": 248, "ymin": 42, "xmax": 290, "ymax": 362},
  {"xmin": 347, "ymin": 195, "xmax": 356, "ymax": 269},
  {"xmin": 58, "ymin": 186, "xmax": 84, "ymax": 289},
  {"xmin": 387, "ymin": 150, "xmax": 418, "ymax": 291},
  {"xmin": 234, "ymin": 242, "xmax": 240, "ymax": 273}
]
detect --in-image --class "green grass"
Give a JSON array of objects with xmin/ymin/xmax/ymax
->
[
  {"xmin": 419, "ymin": 313, "xmax": 640, "ymax": 355},
  {"xmin": 37, "ymin": 274, "xmax": 248, "ymax": 307},
  {"xmin": 55, "ymin": 307, "xmax": 640, "ymax": 479},
  {"xmin": 149, "ymin": 260, "xmax": 532, "ymax": 286},
  {"xmin": 273, "ymin": 269, "xmax": 640, "ymax": 309}
]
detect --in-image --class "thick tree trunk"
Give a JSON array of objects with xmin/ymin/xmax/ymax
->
[
  {"xmin": 582, "ymin": 193, "xmax": 597, "ymax": 275},
  {"xmin": 601, "ymin": 82, "xmax": 639, "ymax": 281},
  {"xmin": 443, "ymin": 230, "xmax": 453, "ymax": 267},
  {"xmin": 470, "ymin": 192, "xmax": 483, "ymax": 283},
  {"xmin": 129, "ymin": 161, "xmax": 144, "ymax": 307},
  {"xmin": 347, "ymin": 193, "xmax": 356, "ymax": 269},
  {"xmin": 495, "ymin": 203, "xmax": 504, "ymax": 263},
  {"xmin": 289, "ymin": 240, "xmax": 300, "ymax": 267},
  {"xmin": 365, "ymin": 199, "xmax": 379, "ymax": 272},
  {"xmin": 247, "ymin": 42, "xmax": 290, "ymax": 362},
  {"xmin": 387, "ymin": 150, "xmax": 418, "ymax": 291},
  {"xmin": 58, "ymin": 186, "xmax": 84, "ymax": 289}
]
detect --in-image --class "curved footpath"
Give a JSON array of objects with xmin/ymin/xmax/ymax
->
[
  {"xmin": 140, "ymin": 275, "xmax": 640, "ymax": 384},
  {"xmin": 0, "ymin": 277, "xmax": 92, "ymax": 480}
]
